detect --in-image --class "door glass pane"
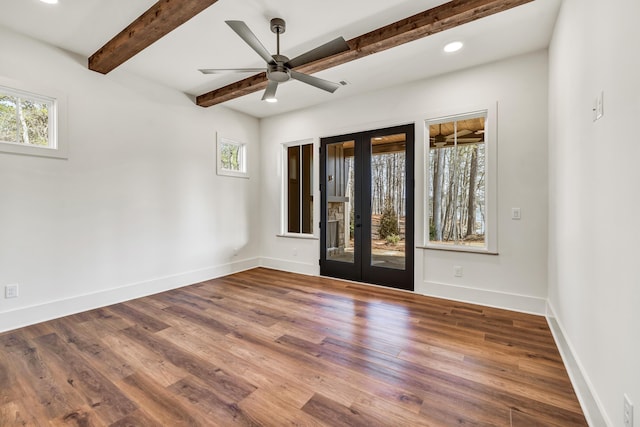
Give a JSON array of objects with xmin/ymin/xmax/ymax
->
[
  {"xmin": 370, "ymin": 134, "xmax": 406, "ymax": 270},
  {"xmin": 326, "ymin": 140, "xmax": 355, "ymax": 263}
]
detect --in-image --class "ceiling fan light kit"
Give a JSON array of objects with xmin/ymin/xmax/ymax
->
[{"xmin": 200, "ymin": 18, "xmax": 349, "ymax": 102}]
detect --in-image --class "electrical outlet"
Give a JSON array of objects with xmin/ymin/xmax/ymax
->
[
  {"xmin": 5, "ymin": 284, "xmax": 18, "ymax": 299},
  {"xmin": 624, "ymin": 394, "xmax": 633, "ymax": 427},
  {"xmin": 454, "ymin": 266, "xmax": 463, "ymax": 277}
]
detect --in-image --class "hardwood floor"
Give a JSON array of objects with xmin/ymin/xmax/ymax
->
[{"xmin": 0, "ymin": 268, "xmax": 587, "ymax": 426}]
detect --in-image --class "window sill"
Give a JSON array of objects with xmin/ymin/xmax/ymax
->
[
  {"xmin": 217, "ymin": 170, "xmax": 249, "ymax": 179},
  {"xmin": 277, "ymin": 233, "xmax": 319, "ymax": 240},
  {"xmin": 417, "ymin": 245, "xmax": 498, "ymax": 255},
  {"xmin": 0, "ymin": 142, "xmax": 68, "ymax": 159}
]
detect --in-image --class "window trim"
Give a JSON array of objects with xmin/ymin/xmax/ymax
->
[
  {"xmin": 0, "ymin": 76, "xmax": 67, "ymax": 159},
  {"xmin": 216, "ymin": 135, "xmax": 248, "ymax": 178},
  {"xmin": 423, "ymin": 103, "xmax": 498, "ymax": 254},
  {"xmin": 280, "ymin": 138, "xmax": 316, "ymax": 238}
]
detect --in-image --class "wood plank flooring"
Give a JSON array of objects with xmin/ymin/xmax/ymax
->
[{"xmin": 0, "ymin": 268, "xmax": 587, "ymax": 426}]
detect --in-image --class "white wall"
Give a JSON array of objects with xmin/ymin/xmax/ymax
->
[
  {"xmin": 260, "ymin": 50, "xmax": 549, "ymax": 314},
  {"xmin": 548, "ymin": 0, "xmax": 640, "ymax": 425},
  {"xmin": 5, "ymin": 8, "xmax": 635, "ymax": 423},
  {"xmin": 0, "ymin": 26, "xmax": 261, "ymax": 332}
]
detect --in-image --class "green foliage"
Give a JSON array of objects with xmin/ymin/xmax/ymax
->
[
  {"xmin": 378, "ymin": 202, "xmax": 399, "ymax": 239},
  {"xmin": 22, "ymin": 100, "xmax": 49, "ymax": 146},
  {"xmin": 349, "ymin": 209, "xmax": 355, "ymax": 238},
  {"xmin": 385, "ymin": 234, "xmax": 400, "ymax": 245},
  {"xmin": 0, "ymin": 95, "xmax": 18, "ymax": 143},
  {"xmin": 0, "ymin": 95, "xmax": 49, "ymax": 146},
  {"xmin": 220, "ymin": 142, "xmax": 241, "ymax": 171}
]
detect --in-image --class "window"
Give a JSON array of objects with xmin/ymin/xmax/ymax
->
[
  {"xmin": 217, "ymin": 136, "xmax": 248, "ymax": 178},
  {"xmin": 283, "ymin": 140, "xmax": 314, "ymax": 235},
  {"xmin": 427, "ymin": 110, "xmax": 495, "ymax": 252},
  {"xmin": 0, "ymin": 79, "xmax": 66, "ymax": 158}
]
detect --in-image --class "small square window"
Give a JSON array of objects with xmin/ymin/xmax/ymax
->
[
  {"xmin": 217, "ymin": 136, "xmax": 248, "ymax": 178},
  {"xmin": 0, "ymin": 79, "xmax": 66, "ymax": 159}
]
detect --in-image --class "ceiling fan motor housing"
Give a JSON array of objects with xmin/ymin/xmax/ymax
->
[
  {"xmin": 268, "ymin": 54, "xmax": 291, "ymax": 82},
  {"xmin": 270, "ymin": 18, "xmax": 286, "ymax": 34}
]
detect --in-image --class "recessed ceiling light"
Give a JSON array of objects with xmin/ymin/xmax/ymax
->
[
  {"xmin": 443, "ymin": 41, "xmax": 463, "ymax": 53},
  {"xmin": 265, "ymin": 97, "xmax": 278, "ymax": 103},
  {"xmin": 40, "ymin": 0, "xmax": 59, "ymax": 4}
]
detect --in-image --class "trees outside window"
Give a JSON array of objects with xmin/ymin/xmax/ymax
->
[
  {"xmin": 428, "ymin": 113, "xmax": 487, "ymax": 249},
  {"xmin": 0, "ymin": 88, "xmax": 54, "ymax": 148},
  {"xmin": 217, "ymin": 136, "xmax": 248, "ymax": 178},
  {"xmin": 220, "ymin": 143, "xmax": 241, "ymax": 171}
]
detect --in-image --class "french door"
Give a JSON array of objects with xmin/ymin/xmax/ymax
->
[{"xmin": 320, "ymin": 124, "xmax": 414, "ymax": 291}]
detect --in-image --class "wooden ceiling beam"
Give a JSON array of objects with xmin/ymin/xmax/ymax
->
[
  {"xmin": 89, "ymin": 0, "xmax": 221, "ymax": 74},
  {"xmin": 196, "ymin": 0, "xmax": 533, "ymax": 108}
]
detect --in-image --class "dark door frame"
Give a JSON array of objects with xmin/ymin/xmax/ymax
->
[{"xmin": 320, "ymin": 123, "xmax": 415, "ymax": 291}]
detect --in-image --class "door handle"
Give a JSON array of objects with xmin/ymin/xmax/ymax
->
[{"xmin": 355, "ymin": 224, "xmax": 362, "ymax": 228}]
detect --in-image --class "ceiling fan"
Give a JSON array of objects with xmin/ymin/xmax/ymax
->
[
  {"xmin": 199, "ymin": 18, "xmax": 350, "ymax": 102},
  {"xmin": 430, "ymin": 124, "xmax": 483, "ymax": 147}
]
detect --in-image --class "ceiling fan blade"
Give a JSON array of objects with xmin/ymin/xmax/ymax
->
[
  {"xmin": 226, "ymin": 20, "xmax": 275, "ymax": 65},
  {"xmin": 290, "ymin": 70, "xmax": 340, "ymax": 93},
  {"xmin": 199, "ymin": 68, "xmax": 265, "ymax": 74},
  {"xmin": 446, "ymin": 129, "xmax": 473, "ymax": 139},
  {"xmin": 456, "ymin": 138, "xmax": 483, "ymax": 143},
  {"xmin": 261, "ymin": 81, "xmax": 279, "ymax": 101},
  {"xmin": 287, "ymin": 37, "xmax": 350, "ymax": 68}
]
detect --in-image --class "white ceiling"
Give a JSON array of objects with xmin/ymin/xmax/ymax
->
[{"xmin": 0, "ymin": 0, "xmax": 561, "ymax": 118}]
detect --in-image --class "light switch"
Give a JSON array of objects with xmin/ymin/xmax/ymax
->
[
  {"xmin": 596, "ymin": 91, "xmax": 604, "ymax": 120},
  {"xmin": 593, "ymin": 91, "xmax": 604, "ymax": 121},
  {"xmin": 512, "ymin": 208, "xmax": 521, "ymax": 220}
]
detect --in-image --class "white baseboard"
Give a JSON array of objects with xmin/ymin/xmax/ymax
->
[
  {"xmin": 418, "ymin": 280, "xmax": 547, "ymax": 315},
  {"xmin": 546, "ymin": 302, "xmax": 610, "ymax": 427},
  {"xmin": 259, "ymin": 257, "xmax": 319, "ymax": 276},
  {"xmin": 0, "ymin": 257, "xmax": 260, "ymax": 334}
]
